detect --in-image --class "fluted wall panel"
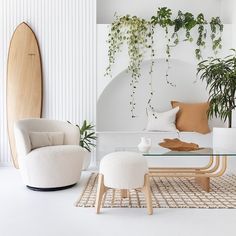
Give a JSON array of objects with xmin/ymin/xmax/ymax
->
[{"xmin": 0, "ymin": 0, "xmax": 96, "ymax": 165}]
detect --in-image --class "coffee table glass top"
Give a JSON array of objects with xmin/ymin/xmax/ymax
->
[{"xmin": 115, "ymin": 147, "xmax": 236, "ymax": 156}]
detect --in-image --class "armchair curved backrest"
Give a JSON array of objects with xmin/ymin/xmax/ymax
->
[{"xmin": 14, "ymin": 118, "xmax": 80, "ymax": 158}]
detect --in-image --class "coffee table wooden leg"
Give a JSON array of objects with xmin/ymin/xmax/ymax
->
[
  {"xmin": 143, "ymin": 174, "xmax": 153, "ymax": 215},
  {"xmin": 195, "ymin": 176, "xmax": 210, "ymax": 192},
  {"xmin": 95, "ymin": 174, "xmax": 107, "ymax": 214},
  {"xmin": 121, "ymin": 189, "xmax": 128, "ymax": 198}
]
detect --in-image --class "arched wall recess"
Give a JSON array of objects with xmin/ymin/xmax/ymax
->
[
  {"xmin": 97, "ymin": 58, "xmax": 225, "ymax": 132},
  {"xmin": 98, "ymin": 56, "xmax": 198, "ymax": 101}
]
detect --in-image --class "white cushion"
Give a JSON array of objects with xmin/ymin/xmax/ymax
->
[
  {"xmin": 29, "ymin": 132, "xmax": 64, "ymax": 149},
  {"xmin": 146, "ymin": 107, "xmax": 179, "ymax": 132},
  {"xmin": 100, "ymin": 152, "xmax": 148, "ymax": 189}
]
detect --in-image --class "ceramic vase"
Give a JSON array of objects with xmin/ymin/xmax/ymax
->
[{"xmin": 138, "ymin": 137, "xmax": 151, "ymax": 153}]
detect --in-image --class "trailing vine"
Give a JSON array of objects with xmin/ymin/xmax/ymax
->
[
  {"xmin": 147, "ymin": 23, "xmax": 156, "ymax": 113},
  {"xmin": 151, "ymin": 7, "xmax": 175, "ymax": 86},
  {"xmin": 106, "ymin": 14, "xmax": 155, "ymax": 117},
  {"xmin": 195, "ymin": 13, "xmax": 207, "ymax": 60},
  {"xmin": 210, "ymin": 17, "xmax": 224, "ymax": 54},
  {"xmin": 106, "ymin": 8, "xmax": 224, "ymax": 117},
  {"xmin": 151, "ymin": 7, "xmax": 172, "ymax": 63}
]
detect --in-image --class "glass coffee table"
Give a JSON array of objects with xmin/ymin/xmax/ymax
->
[{"xmin": 116, "ymin": 147, "xmax": 233, "ymax": 192}]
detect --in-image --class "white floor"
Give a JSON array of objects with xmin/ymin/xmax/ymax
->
[{"xmin": 0, "ymin": 167, "xmax": 236, "ymax": 236}]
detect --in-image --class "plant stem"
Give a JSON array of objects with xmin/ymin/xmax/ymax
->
[{"xmin": 228, "ymin": 111, "xmax": 232, "ymax": 128}]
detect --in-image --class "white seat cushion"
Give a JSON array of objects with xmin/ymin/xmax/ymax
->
[
  {"xmin": 27, "ymin": 145, "xmax": 85, "ymax": 159},
  {"xmin": 23, "ymin": 145, "xmax": 86, "ymax": 188},
  {"xmin": 100, "ymin": 152, "xmax": 148, "ymax": 189}
]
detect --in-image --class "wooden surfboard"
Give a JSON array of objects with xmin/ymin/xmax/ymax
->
[{"xmin": 7, "ymin": 22, "xmax": 42, "ymax": 168}]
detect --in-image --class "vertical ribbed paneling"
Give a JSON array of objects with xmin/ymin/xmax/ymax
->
[
  {"xmin": 0, "ymin": 0, "xmax": 96, "ymax": 165},
  {"xmin": 0, "ymin": 0, "xmax": 6, "ymax": 165}
]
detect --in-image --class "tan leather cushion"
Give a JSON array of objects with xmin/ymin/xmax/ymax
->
[{"xmin": 171, "ymin": 101, "xmax": 210, "ymax": 134}]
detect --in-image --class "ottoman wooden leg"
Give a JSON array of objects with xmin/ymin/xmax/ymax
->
[
  {"xmin": 142, "ymin": 174, "xmax": 153, "ymax": 215},
  {"xmin": 95, "ymin": 174, "xmax": 107, "ymax": 214}
]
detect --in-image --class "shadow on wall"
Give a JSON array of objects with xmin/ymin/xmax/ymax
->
[{"xmin": 97, "ymin": 58, "xmax": 225, "ymax": 131}]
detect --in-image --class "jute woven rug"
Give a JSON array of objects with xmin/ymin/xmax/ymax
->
[{"xmin": 75, "ymin": 173, "xmax": 236, "ymax": 209}]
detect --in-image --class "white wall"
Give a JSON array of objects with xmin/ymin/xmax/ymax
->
[
  {"xmin": 230, "ymin": 0, "xmax": 236, "ymax": 48},
  {"xmin": 219, "ymin": 0, "xmax": 235, "ymax": 23},
  {"xmin": 97, "ymin": 0, "xmax": 231, "ymax": 24},
  {"xmin": 0, "ymin": 0, "xmax": 96, "ymax": 166}
]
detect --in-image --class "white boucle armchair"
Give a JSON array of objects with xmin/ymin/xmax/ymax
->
[{"xmin": 14, "ymin": 118, "xmax": 86, "ymax": 191}]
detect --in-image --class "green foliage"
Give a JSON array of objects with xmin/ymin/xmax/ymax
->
[
  {"xmin": 152, "ymin": 8, "xmax": 173, "ymax": 84},
  {"xmin": 210, "ymin": 17, "xmax": 223, "ymax": 54},
  {"xmin": 197, "ymin": 50, "xmax": 236, "ymax": 128},
  {"xmin": 106, "ymin": 7, "xmax": 224, "ymax": 117},
  {"xmin": 151, "ymin": 7, "xmax": 173, "ymax": 27},
  {"xmin": 67, "ymin": 120, "xmax": 96, "ymax": 152},
  {"xmin": 105, "ymin": 14, "xmax": 155, "ymax": 117},
  {"xmin": 172, "ymin": 11, "xmax": 196, "ymax": 43},
  {"xmin": 195, "ymin": 13, "xmax": 207, "ymax": 60}
]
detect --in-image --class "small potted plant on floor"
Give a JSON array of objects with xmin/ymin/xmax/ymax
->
[{"xmin": 68, "ymin": 120, "xmax": 96, "ymax": 170}]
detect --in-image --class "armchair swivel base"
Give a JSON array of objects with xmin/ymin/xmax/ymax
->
[{"xmin": 27, "ymin": 183, "xmax": 76, "ymax": 191}]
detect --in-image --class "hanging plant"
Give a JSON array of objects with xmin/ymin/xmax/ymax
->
[
  {"xmin": 210, "ymin": 17, "xmax": 224, "ymax": 54},
  {"xmin": 182, "ymin": 12, "xmax": 197, "ymax": 42},
  {"xmin": 195, "ymin": 13, "xmax": 207, "ymax": 60},
  {"xmin": 172, "ymin": 10, "xmax": 184, "ymax": 45},
  {"xmin": 105, "ymin": 8, "xmax": 224, "ymax": 118},
  {"xmin": 106, "ymin": 15, "xmax": 154, "ymax": 117},
  {"xmin": 147, "ymin": 23, "xmax": 156, "ymax": 113},
  {"xmin": 171, "ymin": 10, "xmax": 196, "ymax": 44},
  {"xmin": 105, "ymin": 14, "xmax": 125, "ymax": 78},
  {"xmin": 151, "ymin": 7, "xmax": 176, "ymax": 85}
]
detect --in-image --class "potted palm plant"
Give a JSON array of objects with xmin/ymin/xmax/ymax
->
[
  {"xmin": 68, "ymin": 120, "xmax": 96, "ymax": 170},
  {"xmin": 197, "ymin": 50, "xmax": 236, "ymax": 128}
]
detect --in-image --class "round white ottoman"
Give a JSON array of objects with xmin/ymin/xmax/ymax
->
[{"xmin": 95, "ymin": 152, "xmax": 153, "ymax": 215}]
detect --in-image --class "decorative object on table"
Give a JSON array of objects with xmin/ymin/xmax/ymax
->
[
  {"xmin": 76, "ymin": 173, "xmax": 236, "ymax": 209},
  {"xmin": 171, "ymin": 101, "xmax": 210, "ymax": 134},
  {"xmin": 197, "ymin": 50, "xmax": 236, "ymax": 128},
  {"xmin": 106, "ymin": 8, "xmax": 223, "ymax": 117},
  {"xmin": 159, "ymin": 138, "xmax": 201, "ymax": 151},
  {"xmin": 138, "ymin": 137, "xmax": 152, "ymax": 153},
  {"xmin": 68, "ymin": 120, "xmax": 96, "ymax": 170},
  {"xmin": 213, "ymin": 127, "xmax": 236, "ymax": 153},
  {"xmin": 7, "ymin": 22, "xmax": 42, "ymax": 169},
  {"xmin": 95, "ymin": 152, "xmax": 153, "ymax": 215},
  {"xmin": 14, "ymin": 119, "xmax": 85, "ymax": 191},
  {"xmin": 146, "ymin": 107, "xmax": 179, "ymax": 132}
]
